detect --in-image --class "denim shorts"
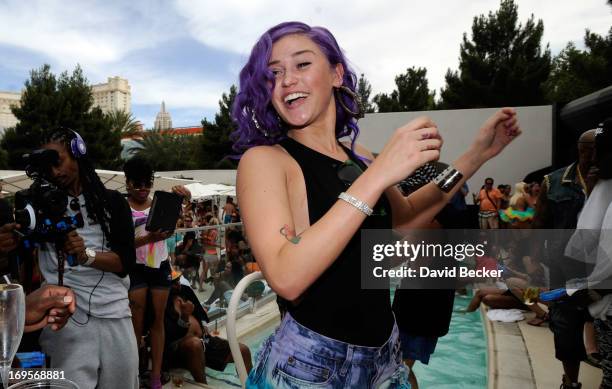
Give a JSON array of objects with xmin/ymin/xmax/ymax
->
[
  {"xmin": 398, "ymin": 333, "xmax": 438, "ymax": 365},
  {"xmin": 246, "ymin": 312, "xmax": 410, "ymax": 388}
]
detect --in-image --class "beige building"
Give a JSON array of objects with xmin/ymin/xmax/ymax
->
[
  {"xmin": 0, "ymin": 76, "xmax": 131, "ymax": 134},
  {"xmin": 91, "ymin": 76, "xmax": 131, "ymax": 114},
  {"xmin": 0, "ymin": 91, "xmax": 21, "ymax": 132},
  {"xmin": 154, "ymin": 101, "xmax": 172, "ymax": 130}
]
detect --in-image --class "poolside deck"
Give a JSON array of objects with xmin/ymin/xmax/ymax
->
[
  {"xmin": 485, "ymin": 307, "xmax": 602, "ymax": 389},
  {"xmin": 163, "ymin": 282, "xmax": 604, "ymax": 388}
]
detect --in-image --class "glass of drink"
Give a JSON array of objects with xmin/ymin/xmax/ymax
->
[{"xmin": 0, "ymin": 284, "xmax": 25, "ymax": 389}]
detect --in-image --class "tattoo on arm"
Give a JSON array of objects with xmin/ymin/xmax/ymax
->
[{"xmin": 280, "ymin": 224, "xmax": 301, "ymax": 244}]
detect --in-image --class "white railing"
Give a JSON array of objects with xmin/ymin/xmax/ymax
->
[
  {"xmin": 226, "ymin": 271, "xmax": 265, "ymax": 387},
  {"xmin": 175, "ymin": 221, "xmax": 243, "ymax": 234}
]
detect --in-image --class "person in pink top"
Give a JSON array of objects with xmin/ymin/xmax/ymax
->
[{"xmin": 123, "ymin": 156, "xmax": 190, "ymax": 389}]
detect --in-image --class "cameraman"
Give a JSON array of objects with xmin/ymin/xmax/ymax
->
[{"xmin": 22, "ymin": 129, "xmax": 138, "ymax": 389}]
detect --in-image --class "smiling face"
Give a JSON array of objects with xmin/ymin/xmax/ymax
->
[
  {"xmin": 126, "ymin": 179, "xmax": 152, "ymax": 203},
  {"xmin": 268, "ymin": 34, "xmax": 344, "ymax": 130}
]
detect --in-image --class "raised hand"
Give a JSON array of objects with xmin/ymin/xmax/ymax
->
[
  {"xmin": 470, "ymin": 108, "xmax": 521, "ymax": 163},
  {"xmin": 371, "ymin": 116, "xmax": 443, "ymax": 188},
  {"xmin": 172, "ymin": 185, "xmax": 192, "ymax": 204}
]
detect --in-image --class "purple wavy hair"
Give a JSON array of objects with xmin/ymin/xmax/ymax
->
[{"xmin": 231, "ymin": 21, "xmax": 361, "ymax": 154}]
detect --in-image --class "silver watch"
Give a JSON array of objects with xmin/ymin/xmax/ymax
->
[{"xmin": 83, "ymin": 247, "xmax": 96, "ymax": 266}]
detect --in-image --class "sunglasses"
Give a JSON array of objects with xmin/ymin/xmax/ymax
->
[
  {"xmin": 336, "ymin": 160, "xmax": 364, "ymax": 186},
  {"xmin": 336, "ymin": 160, "xmax": 387, "ymax": 216},
  {"xmin": 129, "ymin": 181, "xmax": 153, "ymax": 189}
]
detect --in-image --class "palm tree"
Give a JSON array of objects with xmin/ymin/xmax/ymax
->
[{"xmin": 106, "ymin": 109, "xmax": 141, "ymax": 136}]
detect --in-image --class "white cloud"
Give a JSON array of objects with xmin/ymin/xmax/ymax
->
[
  {"xmin": 175, "ymin": 0, "xmax": 611, "ymax": 95},
  {"xmin": 0, "ymin": 0, "xmax": 609, "ymax": 126},
  {"xmin": 0, "ymin": 0, "xmax": 184, "ymax": 68},
  {"xmin": 130, "ymin": 71, "xmax": 227, "ymax": 108},
  {"xmin": 518, "ymin": 2, "xmax": 611, "ymax": 52}
]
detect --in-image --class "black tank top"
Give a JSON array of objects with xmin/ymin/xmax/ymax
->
[{"xmin": 278, "ymin": 137, "xmax": 394, "ymax": 347}]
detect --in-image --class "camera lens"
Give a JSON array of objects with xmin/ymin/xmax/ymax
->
[{"xmin": 14, "ymin": 205, "xmax": 36, "ymax": 231}]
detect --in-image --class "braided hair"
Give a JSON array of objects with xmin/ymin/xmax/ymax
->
[{"xmin": 42, "ymin": 129, "xmax": 112, "ymax": 242}]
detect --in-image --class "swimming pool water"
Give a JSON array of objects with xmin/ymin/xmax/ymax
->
[
  {"xmin": 205, "ymin": 321, "xmax": 280, "ymax": 388},
  {"xmin": 206, "ymin": 292, "xmax": 487, "ymax": 388},
  {"xmin": 411, "ymin": 293, "xmax": 487, "ymax": 389}
]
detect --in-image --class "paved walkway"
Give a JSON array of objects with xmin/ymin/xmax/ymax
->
[{"xmin": 486, "ymin": 308, "xmax": 602, "ymax": 389}]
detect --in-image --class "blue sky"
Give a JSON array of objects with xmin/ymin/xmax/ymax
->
[{"xmin": 0, "ymin": 0, "xmax": 610, "ymax": 128}]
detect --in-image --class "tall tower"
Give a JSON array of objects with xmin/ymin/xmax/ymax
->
[{"xmin": 154, "ymin": 101, "xmax": 172, "ymax": 130}]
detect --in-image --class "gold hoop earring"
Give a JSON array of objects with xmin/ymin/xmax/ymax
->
[{"xmin": 335, "ymin": 86, "xmax": 365, "ymax": 119}]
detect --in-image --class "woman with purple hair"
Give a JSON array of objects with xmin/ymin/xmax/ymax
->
[{"xmin": 232, "ymin": 21, "xmax": 521, "ymax": 388}]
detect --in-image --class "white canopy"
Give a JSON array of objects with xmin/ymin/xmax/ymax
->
[
  {"xmin": 157, "ymin": 170, "xmax": 236, "ymax": 186},
  {"xmin": 184, "ymin": 182, "xmax": 236, "ymax": 200},
  {"xmin": 0, "ymin": 170, "xmax": 197, "ymax": 194}
]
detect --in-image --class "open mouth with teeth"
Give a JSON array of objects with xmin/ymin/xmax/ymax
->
[{"xmin": 284, "ymin": 92, "xmax": 308, "ymax": 106}]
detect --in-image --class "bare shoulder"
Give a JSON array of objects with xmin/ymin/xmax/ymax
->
[
  {"xmin": 238, "ymin": 145, "xmax": 292, "ymax": 177},
  {"xmin": 237, "ymin": 145, "xmax": 296, "ymax": 204},
  {"xmin": 239, "ymin": 145, "xmax": 290, "ymax": 166}
]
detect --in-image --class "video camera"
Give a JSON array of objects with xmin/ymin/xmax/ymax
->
[{"xmin": 14, "ymin": 149, "xmax": 83, "ymax": 265}]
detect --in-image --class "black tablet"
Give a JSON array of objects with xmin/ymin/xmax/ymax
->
[{"xmin": 145, "ymin": 191, "xmax": 184, "ymax": 232}]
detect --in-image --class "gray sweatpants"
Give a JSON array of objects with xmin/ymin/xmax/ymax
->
[{"xmin": 39, "ymin": 316, "xmax": 139, "ymax": 389}]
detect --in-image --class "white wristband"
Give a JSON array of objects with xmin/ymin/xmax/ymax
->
[{"xmin": 338, "ymin": 192, "xmax": 373, "ymax": 216}]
